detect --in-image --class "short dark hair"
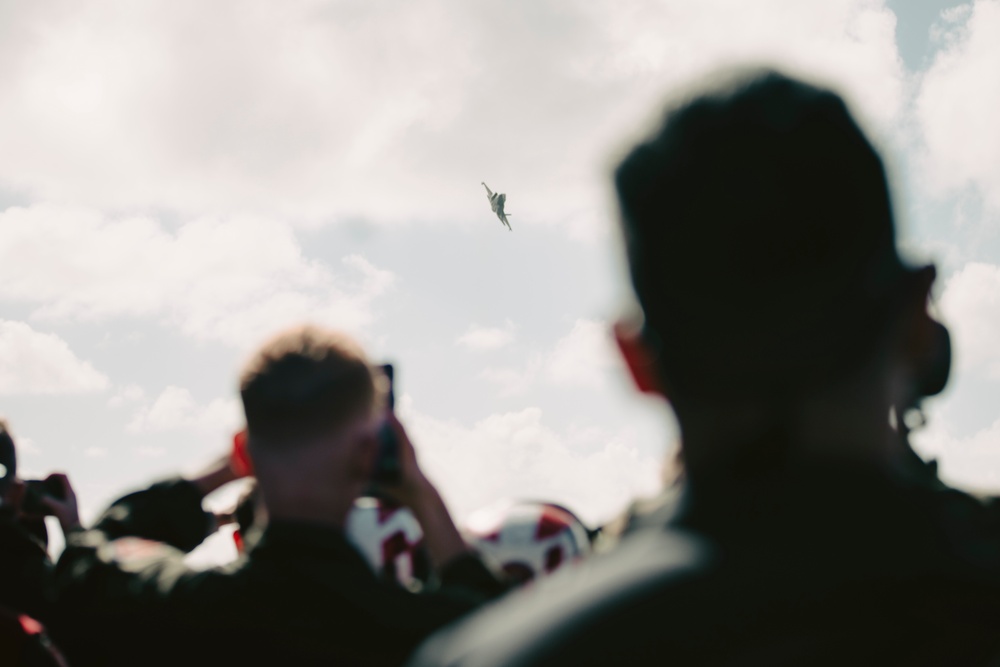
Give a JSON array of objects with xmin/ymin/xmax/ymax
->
[
  {"xmin": 615, "ymin": 69, "xmax": 912, "ymax": 401},
  {"xmin": 240, "ymin": 325, "xmax": 382, "ymax": 444},
  {"xmin": 0, "ymin": 419, "xmax": 16, "ymax": 496}
]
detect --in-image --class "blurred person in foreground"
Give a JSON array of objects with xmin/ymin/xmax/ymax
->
[
  {"xmin": 409, "ymin": 69, "xmax": 1000, "ymax": 666},
  {"xmin": 0, "ymin": 419, "xmax": 53, "ymax": 621},
  {"xmin": 48, "ymin": 325, "xmax": 505, "ymax": 667},
  {"xmin": 0, "ymin": 420, "xmax": 74, "ymax": 666}
]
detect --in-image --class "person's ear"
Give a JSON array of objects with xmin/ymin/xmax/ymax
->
[
  {"xmin": 232, "ymin": 430, "xmax": 254, "ymax": 478},
  {"xmin": 614, "ymin": 320, "xmax": 666, "ymax": 397}
]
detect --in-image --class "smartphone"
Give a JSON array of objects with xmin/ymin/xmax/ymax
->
[
  {"xmin": 371, "ymin": 363, "xmax": 401, "ymax": 486},
  {"xmin": 22, "ymin": 476, "xmax": 65, "ymax": 516}
]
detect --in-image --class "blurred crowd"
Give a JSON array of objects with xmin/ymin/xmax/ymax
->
[{"xmin": 4, "ymin": 68, "xmax": 1000, "ymax": 667}]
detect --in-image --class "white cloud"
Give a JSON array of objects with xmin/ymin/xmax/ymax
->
[
  {"xmin": 0, "ymin": 205, "xmax": 394, "ymax": 347},
  {"xmin": 136, "ymin": 446, "xmax": 166, "ymax": 458},
  {"xmin": 480, "ymin": 357, "xmax": 543, "ymax": 397},
  {"xmin": 399, "ymin": 399, "xmax": 662, "ymax": 526},
  {"xmin": 917, "ymin": 0, "xmax": 1000, "ymax": 210},
  {"xmin": 913, "ymin": 413, "xmax": 1000, "ymax": 492},
  {"xmin": 108, "ymin": 384, "xmax": 146, "ymax": 408},
  {"xmin": 127, "ymin": 386, "xmax": 241, "ymax": 435},
  {"xmin": 545, "ymin": 319, "xmax": 618, "ymax": 388},
  {"xmin": 580, "ymin": 0, "xmax": 903, "ymax": 122},
  {"xmin": 84, "ymin": 447, "xmax": 108, "ymax": 458},
  {"xmin": 938, "ymin": 262, "xmax": 1000, "ymax": 378},
  {"xmin": 0, "ymin": 0, "xmax": 904, "ymax": 235},
  {"xmin": 456, "ymin": 321, "xmax": 516, "ymax": 350},
  {"xmin": 481, "ymin": 318, "xmax": 620, "ymax": 395},
  {"xmin": 8, "ymin": 436, "xmax": 43, "ymax": 480},
  {"xmin": 16, "ymin": 437, "xmax": 42, "ymax": 457},
  {"xmin": 0, "ymin": 319, "xmax": 109, "ymax": 395}
]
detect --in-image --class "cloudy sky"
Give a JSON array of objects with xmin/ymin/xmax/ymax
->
[{"xmin": 1, "ymin": 0, "xmax": 999, "ymax": 562}]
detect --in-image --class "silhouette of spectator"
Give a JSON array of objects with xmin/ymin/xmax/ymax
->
[
  {"xmin": 50, "ymin": 325, "xmax": 505, "ymax": 667},
  {"xmin": 408, "ymin": 69, "xmax": 1000, "ymax": 666},
  {"xmin": 1, "ymin": 420, "xmax": 62, "ymax": 623},
  {"xmin": 1, "ymin": 420, "xmax": 76, "ymax": 666}
]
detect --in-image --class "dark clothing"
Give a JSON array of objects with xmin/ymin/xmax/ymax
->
[
  {"xmin": 410, "ymin": 465, "xmax": 1000, "ymax": 666},
  {"xmin": 53, "ymin": 478, "xmax": 505, "ymax": 667},
  {"xmin": 0, "ymin": 514, "xmax": 54, "ymax": 623},
  {"xmin": 0, "ymin": 606, "xmax": 70, "ymax": 667}
]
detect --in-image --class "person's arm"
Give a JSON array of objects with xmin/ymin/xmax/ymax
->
[
  {"xmin": 383, "ymin": 416, "xmax": 472, "ymax": 569},
  {"xmin": 46, "ymin": 459, "xmax": 246, "ymax": 664},
  {"xmin": 98, "ymin": 479, "xmax": 214, "ymax": 551},
  {"xmin": 50, "ymin": 513, "xmax": 237, "ymax": 667},
  {"xmin": 39, "ymin": 473, "xmax": 80, "ymax": 535},
  {"xmin": 380, "ymin": 416, "xmax": 508, "ymax": 599},
  {"xmin": 45, "ymin": 454, "xmax": 242, "ymax": 554}
]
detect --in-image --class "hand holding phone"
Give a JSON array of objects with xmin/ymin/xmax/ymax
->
[
  {"xmin": 22, "ymin": 475, "xmax": 66, "ymax": 516},
  {"xmin": 371, "ymin": 364, "xmax": 402, "ymax": 486},
  {"xmin": 21, "ymin": 473, "xmax": 80, "ymax": 533}
]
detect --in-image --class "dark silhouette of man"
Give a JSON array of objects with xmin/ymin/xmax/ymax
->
[{"xmin": 408, "ymin": 70, "xmax": 1000, "ymax": 666}]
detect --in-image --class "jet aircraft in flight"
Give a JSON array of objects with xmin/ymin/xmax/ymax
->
[{"xmin": 482, "ymin": 182, "xmax": 512, "ymax": 231}]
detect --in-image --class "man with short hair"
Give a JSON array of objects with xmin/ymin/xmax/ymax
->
[
  {"xmin": 50, "ymin": 325, "xmax": 504, "ymax": 667},
  {"xmin": 408, "ymin": 70, "xmax": 1000, "ymax": 666}
]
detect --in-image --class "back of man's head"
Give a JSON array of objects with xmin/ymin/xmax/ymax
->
[
  {"xmin": 616, "ymin": 69, "xmax": 911, "ymax": 404},
  {"xmin": 240, "ymin": 325, "xmax": 381, "ymax": 448}
]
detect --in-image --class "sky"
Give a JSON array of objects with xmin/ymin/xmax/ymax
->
[{"xmin": 0, "ymin": 0, "xmax": 999, "ymax": 564}]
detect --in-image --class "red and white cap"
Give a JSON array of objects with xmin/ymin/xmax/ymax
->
[
  {"xmin": 463, "ymin": 500, "xmax": 593, "ymax": 585},
  {"xmin": 345, "ymin": 496, "xmax": 430, "ymax": 588}
]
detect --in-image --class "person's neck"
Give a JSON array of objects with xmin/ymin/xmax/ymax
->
[
  {"xmin": 259, "ymin": 478, "xmax": 363, "ymax": 530},
  {"xmin": 678, "ymin": 383, "xmax": 896, "ymax": 475}
]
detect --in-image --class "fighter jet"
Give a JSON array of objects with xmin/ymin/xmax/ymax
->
[{"xmin": 482, "ymin": 182, "xmax": 512, "ymax": 231}]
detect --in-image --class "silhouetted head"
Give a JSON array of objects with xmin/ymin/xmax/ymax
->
[
  {"xmin": 616, "ymin": 69, "xmax": 917, "ymax": 404},
  {"xmin": 240, "ymin": 325, "xmax": 386, "ymax": 509},
  {"xmin": 240, "ymin": 325, "xmax": 382, "ymax": 443}
]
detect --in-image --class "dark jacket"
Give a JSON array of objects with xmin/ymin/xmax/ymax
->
[
  {"xmin": 53, "ymin": 478, "xmax": 505, "ymax": 667},
  {"xmin": 0, "ymin": 513, "xmax": 54, "ymax": 623},
  {"xmin": 409, "ymin": 465, "xmax": 1000, "ymax": 666}
]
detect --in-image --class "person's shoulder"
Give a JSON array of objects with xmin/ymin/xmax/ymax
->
[
  {"xmin": 0, "ymin": 516, "xmax": 47, "ymax": 557},
  {"xmin": 408, "ymin": 528, "xmax": 711, "ymax": 667}
]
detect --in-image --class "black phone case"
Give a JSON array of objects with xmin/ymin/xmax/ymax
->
[{"xmin": 372, "ymin": 364, "xmax": 401, "ymax": 485}]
